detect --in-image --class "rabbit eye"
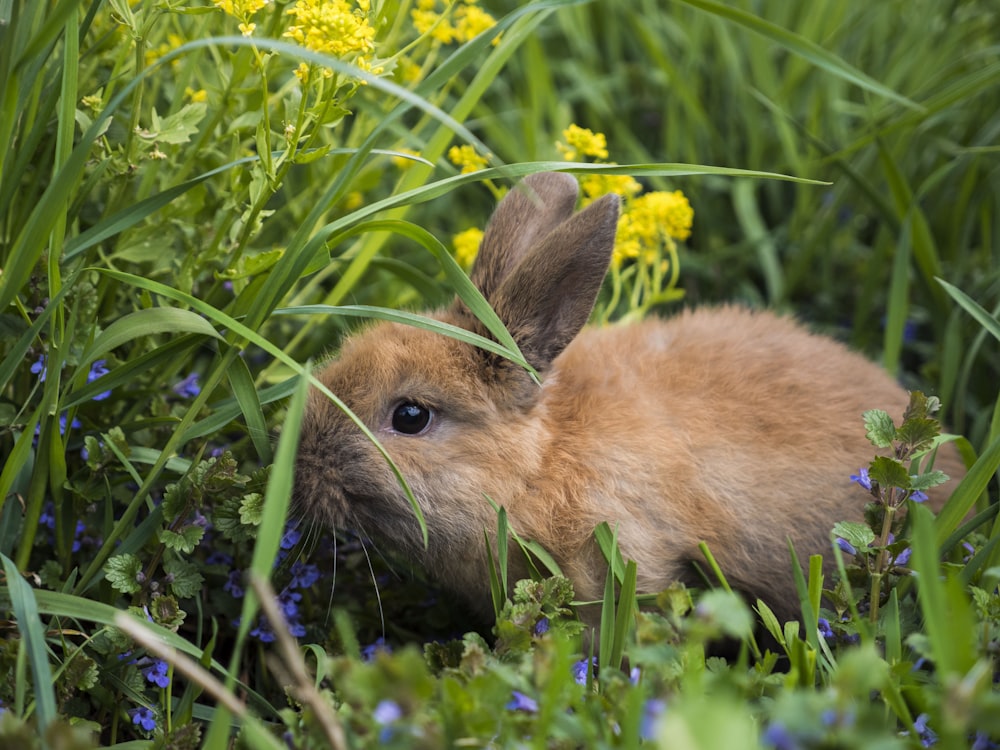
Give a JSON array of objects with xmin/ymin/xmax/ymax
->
[{"xmin": 391, "ymin": 402, "xmax": 432, "ymax": 435}]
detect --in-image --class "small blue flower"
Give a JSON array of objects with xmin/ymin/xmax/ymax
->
[
  {"xmin": 629, "ymin": 667, "xmax": 641, "ymax": 685},
  {"xmin": 280, "ymin": 524, "xmax": 301, "ymax": 550},
  {"xmin": 289, "ymin": 561, "xmax": 321, "ymax": 589},
  {"xmin": 762, "ymin": 721, "xmax": 800, "ymax": 750},
  {"xmin": 287, "ymin": 618, "xmax": 307, "ymax": 638},
  {"xmin": 206, "ymin": 550, "xmax": 234, "ymax": 566},
  {"xmin": 373, "ymin": 700, "xmax": 403, "ymax": 743},
  {"xmin": 572, "ymin": 657, "xmax": 596, "ymax": 686},
  {"xmin": 250, "ymin": 617, "xmax": 276, "ymax": 643},
  {"xmin": 912, "ymin": 713, "xmax": 937, "ymax": 747},
  {"xmin": 224, "ymin": 570, "xmax": 244, "ymax": 598},
  {"xmin": 361, "ymin": 637, "xmax": 390, "ymax": 662},
  {"xmin": 972, "ymin": 731, "xmax": 999, "ymax": 750},
  {"xmin": 39, "ymin": 503, "xmax": 56, "ymax": 531},
  {"xmin": 506, "ymin": 690, "xmax": 538, "ymax": 713},
  {"xmin": 373, "ymin": 700, "xmax": 403, "ymax": 725},
  {"xmin": 835, "ymin": 537, "xmax": 857, "ymax": 556},
  {"xmin": 640, "ymin": 699, "xmax": 667, "ymax": 741},
  {"xmin": 30, "ymin": 355, "xmax": 47, "ymax": 382},
  {"xmin": 818, "ymin": 618, "xmax": 834, "ymax": 640},
  {"xmin": 88, "ymin": 359, "xmax": 112, "ymax": 400},
  {"xmin": 850, "ymin": 468, "xmax": 872, "ymax": 490},
  {"xmin": 909, "ymin": 489, "xmax": 928, "ymax": 503},
  {"xmin": 277, "ymin": 589, "xmax": 302, "ymax": 619},
  {"xmin": 142, "ymin": 658, "xmax": 170, "ymax": 688},
  {"xmin": 172, "ymin": 372, "xmax": 201, "ymax": 398},
  {"xmin": 893, "ymin": 546, "xmax": 912, "ymax": 566},
  {"xmin": 533, "ymin": 616, "xmax": 549, "ymax": 636},
  {"xmin": 130, "ymin": 706, "xmax": 156, "ymax": 732}
]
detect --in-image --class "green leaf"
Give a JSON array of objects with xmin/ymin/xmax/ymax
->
[
  {"xmin": 895, "ymin": 417, "xmax": 940, "ymax": 453},
  {"xmin": 831, "ymin": 521, "xmax": 876, "ymax": 551},
  {"xmin": 80, "ymin": 307, "xmax": 222, "ymax": 367},
  {"xmin": 909, "ymin": 470, "xmax": 949, "ymax": 492},
  {"xmin": 147, "ymin": 102, "xmax": 206, "ymax": 144},
  {"xmin": 164, "ymin": 558, "xmax": 204, "ymax": 600},
  {"xmin": 868, "ymin": 456, "xmax": 911, "ymax": 490},
  {"xmin": 104, "ymin": 553, "xmax": 143, "ymax": 595},
  {"xmin": 862, "ymin": 409, "xmax": 896, "ymax": 448},
  {"xmin": 160, "ymin": 526, "xmax": 205, "ymax": 554},
  {"xmin": 238, "ymin": 493, "xmax": 264, "ymax": 526},
  {"xmin": 1, "ymin": 553, "xmax": 58, "ymax": 735}
]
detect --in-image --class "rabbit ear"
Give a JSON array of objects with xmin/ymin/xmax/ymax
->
[
  {"xmin": 469, "ymin": 172, "xmax": 581, "ymax": 301},
  {"xmin": 489, "ymin": 191, "xmax": 620, "ymax": 371}
]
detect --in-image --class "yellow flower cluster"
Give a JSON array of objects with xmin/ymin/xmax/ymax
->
[
  {"xmin": 555, "ymin": 124, "xmax": 694, "ymax": 268},
  {"xmin": 412, "ymin": 0, "xmax": 498, "ymax": 45},
  {"xmin": 452, "ymin": 227, "xmax": 484, "ymax": 269},
  {"xmin": 213, "ymin": 0, "xmax": 271, "ymax": 36},
  {"xmin": 284, "ymin": 0, "xmax": 378, "ymax": 79},
  {"xmin": 556, "ymin": 124, "xmax": 609, "ymax": 162},
  {"xmin": 448, "ymin": 144, "xmax": 489, "ymax": 174},
  {"xmin": 614, "ymin": 191, "xmax": 693, "ymax": 266}
]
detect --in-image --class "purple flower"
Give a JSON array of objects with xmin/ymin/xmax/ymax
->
[
  {"xmin": 280, "ymin": 524, "xmax": 302, "ymax": 550},
  {"xmin": 142, "ymin": 658, "xmax": 170, "ymax": 688},
  {"xmin": 909, "ymin": 490, "xmax": 928, "ymax": 503},
  {"xmin": 206, "ymin": 550, "xmax": 234, "ymax": 566},
  {"xmin": 506, "ymin": 690, "xmax": 538, "ymax": 713},
  {"xmin": 912, "ymin": 713, "xmax": 937, "ymax": 747},
  {"xmin": 250, "ymin": 617, "xmax": 276, "ymax": 643},
  {"xmin": 130, "ymin": 706, "xmax": 156, "ymax": 732},
  {"xmin": 223, "ymin": 570, "xmax": 244, "ymax": 598},
  {"xmin": 287, "ymin": 618, "xmax": 306, "ymax": 638},
  {"xmin": 762, "ymin": 722, "xmax": 800, "ymax": 750},
  {"xmin": 835, "ymin": 538, "xmax": 857, "ymax": 556},
  {"xmin": 373, "ymin": 700, "xmax": 402, "ymax": 743},
  {"xmin": 289, "ymin": 561, "xmax": 320, "ymax": 589},
  {"xmin": 39, "ymin": 503, "xmax": 56, "ymax": 530},
  {"xmin": 88, "ymin": 359, "xmax": 112, "ymax": 400},
  {"xmin": 533, "ymin": 617, "xmax": 549, "ymax": 636},
  {"xmin": 277, "ymin": 589, "xmax": 302, "ymax": 619},
  {"xmin": 893, "ymin": 546, "xmax": 912, "ymax": 566},
  {"xmin": 629, "ymin": 667, "xmax": 641, "ymax": 685},
  {"xmin": 850, "ymin": 468, "xmax": 872, "ymax": 490},
  {"xmin": 172, "ymin": 372, "xmax": 201, "ymax": 398},
  {"xmin": 640, "ymin": 699, "xmax": 667, "ymax": 741},
  {"xmin": 373, "ymin": 700, "xmax": 403, "ymax": 725},
  {"xmin": 30, "ymin": 355, "xmax": 47, "ymax": 382},
  {"xmin": 572, "ymin": 657, "xmax": 596, "ymax": 686},
  {"xmin": 818, "ymin": 618, "xmax": 834, "ymax": 640},
  {"xmin": 361, "ymin": 637, "xmax": 390, "ymax": 662}
]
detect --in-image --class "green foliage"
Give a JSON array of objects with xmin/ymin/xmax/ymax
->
[{"xmin": 0, "ymin": 0, "xmax": 998, "ymax": 747}]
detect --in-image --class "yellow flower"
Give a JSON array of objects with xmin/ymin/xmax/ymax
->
[
  {"xmin": 580, "ymin": 173, "xmax": 642, "ymax": 204},
  {"xmin": 637, "ymin": 190, "xmax": 694, "ymax": 241},
  {"xmin": 448, "ymin": 144, "xmax": 488, "ymax": 174},
  {"xmin": 452, "ymin": 227, "xmax": 484, "ymax": 269},
  {"xmin": 285, "ymin": 0, "xmax": 377, "ymax": 68},
  {"xmin": 556, "ymin": 124, "xmax": 609, "ymax": 162},
  {"xmin": 184, "ymin": 87, "xmax": 208, "ymax": 103},
  {"xmin": 454, "ymin": 4, "xmax": 497, "ymax": 43},
  {"xmin": 214, "ymin": 0, "xmax": 270, "ymax": 16}
]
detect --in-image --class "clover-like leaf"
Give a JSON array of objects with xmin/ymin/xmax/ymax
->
[
  {"xmin": 160, "ymin": 525, "xmax": 205, "ymax": 554},
  {"xmin": 163, "ymin": 558, "xmax": 204, "ymax": 600},
  {"xmin": 868, "ymin": 456, "xmax": 911, "ymax": 491},
  {"xmin": 831, "ymin": 521, "xmax": 876, "ymax": 551}
]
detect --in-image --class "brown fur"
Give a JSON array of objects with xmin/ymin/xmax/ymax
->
[{"xmin": 294, "ymin": 172, "xmax": 964, "ymax": 628}]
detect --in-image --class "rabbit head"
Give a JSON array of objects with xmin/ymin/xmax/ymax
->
[{"xmin": 295, "ymin": 172, "xmax": 619, "ymax": 614}]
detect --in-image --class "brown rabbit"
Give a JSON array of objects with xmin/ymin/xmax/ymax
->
[{"xmin": 294, "ymin": 171, "xmax": 962, "ymax": 629}]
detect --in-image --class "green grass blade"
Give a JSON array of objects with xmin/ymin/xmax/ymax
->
[
  {"xmin": 226, "ymin": 355, "xmax": 273, "ymax": 465},
  {"xmin": 937, "ymin": 277, "xmax": 1000, "ymax": 344},
  {"xmin": 80, "ymin": 307, "xmax": 223, "ymax": 365},
  {"xmin": 672, "ymin": 0, "xmax": 923, "ymax": 111},
  {"xmin": 1, "ymin": 552, "xmax": 57, "ymax": 735},
  {"xmin": 910, "ymin": 503, "xmax": 975, "ymax": 676},
  {"xmin": 934, "ymin": 429, "xmax": 1000, "ymax": 546}
]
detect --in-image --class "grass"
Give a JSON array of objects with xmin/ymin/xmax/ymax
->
[{"xmin": 0, "ymin": 0, "xmax": 998, "ymax": 747}]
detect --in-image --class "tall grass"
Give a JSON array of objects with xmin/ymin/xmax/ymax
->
[{"xmin": 0, "ymin": 0, "xmax": 998, "ymax": 747}]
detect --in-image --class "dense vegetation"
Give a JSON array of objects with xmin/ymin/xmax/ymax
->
[{"xmin": 1, "ymin": 0, "xmax": 998, "ymax": 747}]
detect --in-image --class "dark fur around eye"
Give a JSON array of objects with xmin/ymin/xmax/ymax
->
[{"xmin": 391, "ymin": 402, "xmax": 433, "ymax": 435}]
